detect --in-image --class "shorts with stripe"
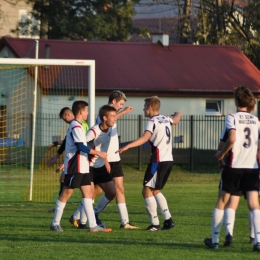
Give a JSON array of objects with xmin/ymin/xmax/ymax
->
[
  {"xmin": 91, "ymin": 166, "xmax": 113, "ymax": 185},
  {"xmin": 110, "ymin": 161, "xmax": 124, "ymax": 178},
  {"xmin": 220, "ymin": 167, "xmax": 259, "ymax": 194},
  {"xmin": 64, "ymin": 173, "xmax": 91, "ymax": 188},
  {"xmin": 143, "ymin": 161, "xmax": 173, "ymax": 189}
]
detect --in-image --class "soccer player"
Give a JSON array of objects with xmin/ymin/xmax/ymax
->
[
  {"xmin": 117, "ymin": 96, "xmax": 182, "ymax": 231},
  {"xmin": 222, "ymin": 105, "xmax": 258, "ymax": 246},
  {"xmin": 46, "ymin": 107, "xmax": 89, "ymax": 223},
  {"xmin": 92, "ymin": 90, "xmax": 139, "ymax": 229},
  {"xmin": 204, "ymin": 85, "xmax": 260, "ymax": 252},
  {"xmin": 50, "ymin": 100, "xmax": 111, "ymax": 233},
  {"xmin": 78, "ymin": 105, "xmax": 117, "ymax": 229}
]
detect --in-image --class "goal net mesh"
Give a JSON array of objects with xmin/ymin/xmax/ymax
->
[{"xmin": 0, "ymin": 63, "xmax": 89, "ymax": 202}]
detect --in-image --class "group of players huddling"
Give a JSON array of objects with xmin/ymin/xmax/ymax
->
[{"xmin": 46, "ymin": 87, "xmax": 260, "ymax": 252}]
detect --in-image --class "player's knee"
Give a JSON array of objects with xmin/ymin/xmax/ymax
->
[{"xmin": 116, "ymin": 185, "xmax": 124, "ymax": 196}]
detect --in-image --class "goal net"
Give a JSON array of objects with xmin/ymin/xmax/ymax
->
[{"xmin": 0, "ymin": 58, "xmax": 95, "ymax": 202}]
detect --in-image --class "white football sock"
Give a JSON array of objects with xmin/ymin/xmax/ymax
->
[
  {"xmin": 73, "ymin": 203, "xmax": 82, "ymax": 220},
  {"xmin": 117, "ymin": 203, "xmax": 129, "ymax": 225},
  {"xmin": 248, "ymin": 210, "xmax": 254, "ymax": 239},
  {"xmin": 212, "ymin": 208, "xmax": 224, "ymax": 244},
  {"xmin": 52, "ymin": 200, "xmax": 66, "ymax": 226},
  {"xmin": 94, "ymin": 195, "xmax": 111, "ymax": 215},
  {"xmin": 82, "ymin": 198, "xmax": 96, "ymax": 228},
  {"xmin": 154, "ymin": 193, "xmax": 171, "ymax": 220},
  {"xmin": 224, "ymin": 208, "xmax": 235, "ymax": 236},
  {"xmin": 80, "ymin": 203, "xmax": 87, "ymax": 225},
  {"xmin": 252, "ymin": 209, "xmax": 260, "ymax": 244},
  {"xmin": 145, "ymin": 196, "xmax": 159, "ymax": 226}
]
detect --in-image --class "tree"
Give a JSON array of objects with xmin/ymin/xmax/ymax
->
[{"xmin": 12, "ymin": 0, "xmax": 139, "ymax": 41}]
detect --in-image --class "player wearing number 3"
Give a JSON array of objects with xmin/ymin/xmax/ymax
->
[
  {"xmin": 117, "ymin": 96, "xmax": 182, "ymax": 231},
  {"xmin": 204, "ymin": 85, "xmax": 260, "ymax": 252}
]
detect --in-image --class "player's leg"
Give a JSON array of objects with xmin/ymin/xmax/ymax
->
[
  {"xmin": 79, "ymin": 175, "xmax": 112, "ymax": 233},
  {"xmin": 50, "ymin": 174, "xmax": 75, "ymax": 231},
  {"xmin": 152, "ymin": 162, "xmax": 174, "ymax": 230},
  {"xmin": 142, "ymin": 162, "xmax": 161, "ymax": 231},
  {"xmin": 204, "ymin": 168, "xmax": 242, "ymax": 249},
  {"xmin": 111, "ymin": 161, "xmax": 139, "ymax": 229},
  {"xmin": 142, "ymin": 186, "xmax": 160, "ymax": 231},
  {"xmin": 93, "ymin": 166, "xmax": 116, "ymax": 227},
  {"xmin": 223, "ymin": 195, "xmax": 240, "ymax": 246}
]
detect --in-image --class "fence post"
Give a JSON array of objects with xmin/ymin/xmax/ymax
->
[
  {"xmin": 138, "ymin": 115, "xmax": 142, "ymax": 171},
  {"xmin": 190, "ymin": 115, "xmax": 193, "ymax": 172}
]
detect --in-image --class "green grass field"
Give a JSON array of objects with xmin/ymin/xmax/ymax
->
[{"xmin": 0, "ymin": 165, "xmax": 258, "ymax": 260}]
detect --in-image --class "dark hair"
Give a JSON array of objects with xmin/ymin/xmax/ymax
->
[
  {"xmin": 99, "ymin": 105, "xmax": 117, "ymax": 121},
  {"xmin": 108, "ymin": 90, "xmax": 127, "ymax": 103},
  {"xmin": 72, "ymin": 101, "xmax": 88, "ymax": 116},
  {"xmin": 59, "ymin": 107, "xmax": 71, "ymax": 118},
  {"xmin": 234, "ymin": 85, "xmax": 255, "ymax": 109},
  {"xmin": 144, "ymin": 96, "xmax": 161, "ymax": 111}
]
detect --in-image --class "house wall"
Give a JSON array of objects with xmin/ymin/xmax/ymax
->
[{"xmin": 0, "ymin": 1, "xmax": 33, "ymax": 38}]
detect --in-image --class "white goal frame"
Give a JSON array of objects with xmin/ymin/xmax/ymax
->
[{"xmin": 0, "ymin": 58, "xmax": 95, "ymax": 201}]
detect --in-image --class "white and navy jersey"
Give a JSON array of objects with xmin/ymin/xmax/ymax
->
[
  {"xmin": 220, "ymin": 111, "xmax": 260, "ymax": 169},
  {"xmin": 64, "ymin": 120, "xmax": 89, "ymax": 174},
  {"xmin": 145, "ymin": 114, "xmax": 173, "ymax": 162},
  {"xmin": 96, "ymin": 116, "xmax": 120, "ymax": 162},
  {"xmin": 86, "ymin": 124, "xmax": 112, "ymax": 167}
]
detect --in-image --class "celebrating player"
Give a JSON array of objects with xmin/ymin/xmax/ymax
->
[{"xmin": 117, "ymin": 96, "xmax": 182, "ymax": 231}]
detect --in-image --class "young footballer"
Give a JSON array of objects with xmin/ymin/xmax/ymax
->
[
  {"xmin": 117, "ymin": 96, "xmax": 182, "ymax": 231},
  {"xmin": 89, "ymin": 90, "xmax": 139, "ymax": 229},
  {"xmin": 204, "ymin": 85, "xmax": 260, "ymax": 252},
  {"xmin": 50, "ymin": 101, "xmax": 111, "ymax": 233},
  {"xmin": 78, "ymin": 105, "xmax": 117, "ymax": 228}
]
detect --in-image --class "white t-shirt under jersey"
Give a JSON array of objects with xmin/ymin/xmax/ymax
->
[
  {"xmin": 64, "ymin": 120, "xmax": 89, "ymax": 174},
  {"xmin": 145, "ymin": 114, "xmax": 173, "ymax": 162},
  {"xmin": 220, "ymin": 111, "xmax": 260, "ymax": 169},
  {"xmin": 96, "ymin": 116, "xmax": 120, "ymax": 162},
  {"xmin": 86, "ymin": 124, "xmax": 112, "ymax": 168}
]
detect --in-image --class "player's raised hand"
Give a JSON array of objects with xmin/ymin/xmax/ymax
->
[{"xmin": 122, "ymin": 106, "xmax": 134, "ymax": 114}]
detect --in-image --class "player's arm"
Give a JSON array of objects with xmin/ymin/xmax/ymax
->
[
  {"xmin": 46, "ymin": 137, "xmax": 66, "ymax": 167},
  {"xmin": 171, "ymin": 112, "xmax": 183, "ymax": 125},
  {"xmin": 47, "ymin": 140, "xmax": 63, "ymax": 150},
  {"xmin": 215, "ymin": 129, "xmax": 236, "ymax": 160},
  {"xmin": 76, "ymin": 143, "xmax": 107, "ymax": 160},
  {"xmin": 216, "ymin": 140, "xmax": 225, "ymax": 169},
  {"xmin": 117, "ymin": 131, "xmax": 152, "ymax": 154},
  {"xmin": 115, "ymin": 106, "xmax": 134, "ymax": 120}
]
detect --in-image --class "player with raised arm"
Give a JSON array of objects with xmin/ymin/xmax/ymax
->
[
  {"xmin": 50, "ymin": 100, "xmax": 111, "ymax": 233},
  {"xmin": 92, "ymin": 90, "xmax": 139, "ymax": 229},
  {"xmin": 117, "ymin": 96, "xmax": 182, "ymax": 231},
  {"xmin": 204, "ymin": 85, "xmax": 260, "ymax": 252}
]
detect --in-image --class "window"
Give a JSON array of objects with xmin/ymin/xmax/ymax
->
[
  {"xmin": 206, "ymin": 100, "xmax": 223, "ymax": 115},
  {"xmin": 19, "ymin": 10, "xmax": 39, "ymax": 39}
]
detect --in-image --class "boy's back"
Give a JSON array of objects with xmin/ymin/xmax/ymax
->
[{"xmin": 221, "ymin": 111, "xmax": 260, "ymax": 169}]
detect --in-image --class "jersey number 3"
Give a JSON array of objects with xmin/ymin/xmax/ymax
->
[{"xmin": 243, "ymin": 127, "xmax": 251, "ymax": 148}]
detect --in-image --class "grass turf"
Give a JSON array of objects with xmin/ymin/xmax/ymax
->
[{"xmin": 0, "ymin": 165, "xmax": 258, "ymax": 259}]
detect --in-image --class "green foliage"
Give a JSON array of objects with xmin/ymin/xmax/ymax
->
[{"xmin": 12, "ymin": 0, "xmax": 138, "ymax": 41}]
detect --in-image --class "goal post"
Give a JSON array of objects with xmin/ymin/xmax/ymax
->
[{"xmin": 0, "ymin": 58, "xmax": 95, "ymax": 202}]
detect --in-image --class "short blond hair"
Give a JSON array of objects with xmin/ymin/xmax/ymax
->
[{"xmin": 144, "ymin": 96, "xmax": 160, "ymax": 111}]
